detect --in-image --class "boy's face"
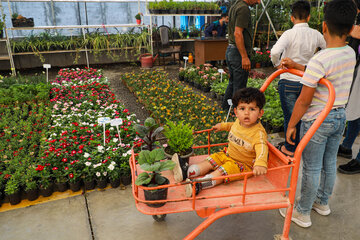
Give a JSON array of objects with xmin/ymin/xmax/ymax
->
[{"xmin": 234, "ymin": 101, "xmax": 264, "ymax": 128}]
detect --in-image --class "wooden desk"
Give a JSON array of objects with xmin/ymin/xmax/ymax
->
[{"xmin": 194, "ymin": 37, "xmax": 228, "ymax": 66}]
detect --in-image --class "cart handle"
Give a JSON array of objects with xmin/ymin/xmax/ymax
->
[{"xmin": 261, "ymin": 68, "xmax": 335, "ymax": 207}]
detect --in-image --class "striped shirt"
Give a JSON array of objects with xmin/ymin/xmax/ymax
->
[{"xmin": 301, "ymin": 46, "xmax": 356, "ymax": 121}]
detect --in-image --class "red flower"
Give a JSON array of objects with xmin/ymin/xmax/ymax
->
[
  {"xmin": 69, "ymin": 173, "xmax": 74, "ymax": 178},
  {"xmin": 62, "ymin": 158, "xmax": 68, "ymax": 162},
  {"xmin": 52, "ymin": 167, "xmax": 58, "ymax": 170},
  {"xmin": 36, "ymin": 165, "xmax": 44, "ymax": 171},
  {"xmin": 65, "ymin": 167, "xmax": 69, "ymax": 170}
]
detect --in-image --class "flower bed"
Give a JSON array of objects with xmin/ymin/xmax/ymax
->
[
  {"xmin": 0, "ymin": 68, "xmax": 140, "ymax": 205},
  {"xmin": 121, "ymin": 70, "xmax": 228, "ymax": 147}
]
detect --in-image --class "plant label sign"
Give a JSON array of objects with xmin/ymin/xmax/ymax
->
[
  {"xmin": 183, "ymin": 56, "xmax": 189, "ymax": 68},
  {"xmin": 98, "ymin": 117, "xmax": 111, "ymax": 124},
  {"xmin": 43, "ymin": 64, "xmax": 51, "ymax": 69},
  {"xmin": 110, "ymin": 118, "xmax": 123, "ymax": 126},
  {"xmin": 225, "ymin": 99, "xmax": 233, "ymax": 123},
  {"xmin": 218, "ymin": 69, "xmax": 225, "ymax": 82},
  {"xmin": 98, "ymin": 117, "xmax": 111, "ymax": 146},
  {"xmin": 43, "ymin": 64, "xmax": 51, "ymax": 84},
  {"xmin": 111, "ymin": 119, "xmax": 123, "ymax": 145}
]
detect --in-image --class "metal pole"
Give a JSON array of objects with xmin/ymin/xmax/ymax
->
[
  {"xmin": 1, "ymin": 1, "xmax": 16, "ymax": 75},
  {"xmin": 260, "ymin": 0, "xmax": 278, "ymax": 40},
  {"xmin": 50, "ymin": 0, "xmax": 56, "ymax": 26},
  {"xmin": 81, "ymin": 27, "xmax": 90, "ymax": 68}
]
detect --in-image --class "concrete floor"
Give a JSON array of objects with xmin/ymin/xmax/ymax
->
[{"xmin": 0, "ymin": 135, "xmax": 359, "ymax": 240}]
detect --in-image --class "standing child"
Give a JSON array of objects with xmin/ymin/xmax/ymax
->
[
  {"xmin": 172, "ymin": 88, "xmax": 268, "ymax": 197},
  {"xmin": 271, "ymin": 0, "xmax": 326, "ymax": 157},
  {"xmin": 279, "ymin": 0, "xmax": 357, "ymax": 228}
]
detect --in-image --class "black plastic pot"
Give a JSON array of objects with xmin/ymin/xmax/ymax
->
[
  {"xmin": 69, "ymin": 180, "xmax": 82, "ymax": 192},
  {"xmin": 55, "ymin": 182, "xmax": 68, "ymax": 192},
  {"xmin": 26, "ymin": 188, "xmax": 39, "ymax": 201},
  {"xmin": 84, "ymin": 179, "xmax": 96, "ymax": 191},
  {"xmin": 143, "ymin": 178, "xmax": 169, "ymax": 208},
  {"xmin": 40, "ymin": 184, "xmax": 54, "ymax": 197},
  {"xmin": 110, "ymin": 178, "xmax": 121, "ymax": 188},
  {"xmin": 121, "ymin": 175, "xmax": 131, "ymax": 186},
  {"xmin": 7, "ymin": 191, "xmax": 21, "ymax": 205},
  {"xmin": 96, "ymin": 179, "xmax": 107, "ymax": 189}
]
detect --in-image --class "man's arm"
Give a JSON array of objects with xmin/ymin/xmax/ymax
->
[
  {"xmin": 286, "ymin": 85, "xmax": 315, "ymax": 145},
  {"xmin": 204, "ymin": 23, "xmax": 214, "ymax": 37},
  {"xmin": 270, "ymin": 32, "xmax": 289, "ymax": 67},
  {"xmin": 281, "ymin": 57, "xmax": 306, "ymax": 71},
  {"xmin": 350, "ymin": 25, "xmax": 360, "ymax": 39},
  {"xmin": 234, "ymin": 26, "xmax": 250, "ymax": 71}
]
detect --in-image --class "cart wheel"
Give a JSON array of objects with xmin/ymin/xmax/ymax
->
[
  {"xmin": 273, "ymin": 234, "xmax": 293, "ymax": 240},
  {"xmin": 152, "ymin": 214, "xmax": 167, "ymax": 222}
]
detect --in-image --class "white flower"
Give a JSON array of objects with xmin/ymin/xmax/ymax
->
[
  {"xmin": 96, "ymin": 172, "xmax": 101, "ymax": 177},
  {"xmin": 93, "ymin": 163, "xmax": 101, "ymax": 168},
  {"xmin": 85, "ymin": 162, "xmax": 91, "ymax": 166},
  {"xmin": 84, "ymin": 153, "xmax": 90, "ymax": 158},
  {"xmin": 111, "ymin": 161, "xmax": 116, "ymax": 165},
  {"xmin": 97, "ymin": 145, "xmax": 104, "ymax": 153},
  {"xmin": 108, "ymin": 165, "xmax": 115, "ymax": 171},
  {"xmin": 113, "ymin": 138, "xmax": 118, "ymax": 143},
  {"xmin": 103, "ymin": 172, "xmax": 107, "ymax": 176}
]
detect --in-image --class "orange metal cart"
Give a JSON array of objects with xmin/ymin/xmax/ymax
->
[{"xmin": 130, "ymin": 69, "xmax": 335, "ymax": 240}]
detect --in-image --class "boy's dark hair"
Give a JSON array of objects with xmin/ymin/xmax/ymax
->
[
  {"xmin": 232, "ymin": 87, "xmax": 266, "ymax": 110},
  {"xmin": 221, "ymin": 12, "xmax": 228, "ymax": 18},
  {"xmin": 291, "ymin": 0, "xmax": 311, "ymax": 20},
  {"xmin": 324, "ymin": 0, "xmax": 357, "ymax": 37}
]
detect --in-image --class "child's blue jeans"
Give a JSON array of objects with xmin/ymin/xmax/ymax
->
[{"xmin": 296, "ymin": 108, "xmax": 346, "ymax": 215}]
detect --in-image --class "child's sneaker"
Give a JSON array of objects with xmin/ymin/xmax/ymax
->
[
  {"xmin": 338, "ymin": 159, "xmax": 360, "ymax": 174},
  {"xmin": 279, "ymin": 208, "xmax": 312, "ymax": 228},
  {"xmin": 337, "ymin": 145, "xmax": 352, "ymax": 159},
  {"xmin": 312, "ymin": 202, "xmax": 331, "ymax": 216},
  {"xmin": 171, "ymin": 154, "xmax": 187, "ymax": 183},
  {"xmin": 185, "ymin": 179, "xmax": 202, "ymax": 197}
]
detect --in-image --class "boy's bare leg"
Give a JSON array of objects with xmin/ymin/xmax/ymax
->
[{"xmin": 188, "ymin": 160, "xmax": 215, "ymax": 178}]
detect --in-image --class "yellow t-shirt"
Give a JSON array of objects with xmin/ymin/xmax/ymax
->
[{"xmin": 220, "ymin": 119, "xmax": 268, "ymax": 169}]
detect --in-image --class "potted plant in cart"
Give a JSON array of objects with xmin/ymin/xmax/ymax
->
[
  {"xmin": 135, "ymin": 148, "xmax": 175, "ymax": 207},
  {"xmin": 163, "ymin": 120, "xmax": 194, "ymax": 181},
  {"xmin": 134, "ymin": 117, "xmax": 164, "ymax": 151}
]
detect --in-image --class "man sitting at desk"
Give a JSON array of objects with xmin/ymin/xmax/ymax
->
[{"xmin": 204, "ymin": 13, "xmax": 229, "ymax": 37}]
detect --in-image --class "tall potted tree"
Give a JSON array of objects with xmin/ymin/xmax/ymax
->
[{"xmin": 135, "ymin": 148, "xmax": 175, "ymax": 207}]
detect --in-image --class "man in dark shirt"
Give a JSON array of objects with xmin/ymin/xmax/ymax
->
[
  {"xmin": 222, "ymin": 0, "xmax": 261, "ymax": 110},
  {"xmin": 204, "ymin": 13, "xmax": 229, "ymax": 37}
]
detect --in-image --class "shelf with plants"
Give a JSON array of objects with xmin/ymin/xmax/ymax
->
[
  {"xmin": 146, "ymin": 0, "xmax": 222, "ymax": 15},
  {"xmin": 7, "ymin": 26, "xmax": 151, "ymax": 65}
]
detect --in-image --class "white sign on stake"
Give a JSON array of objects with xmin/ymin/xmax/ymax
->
[
  {"xmin": 225, "ymin": 99, "xmax": 233, "ymax": 122},
  {"xmin": 183, "ymin": 56, "xmax": 189, "ymax": 69},
  {"xmin": 110, "ymin": 118, "xmax": 123, "ymax": 145},
  {"xmin": 43, "ymin": 64, "xmax": 51, "ymax": 84},
  {"xmin": 97, "ymin": 117, "xmax": 111, "ymax": 146},
  {"xmin": 218, "ymin": 69, "xmax": 225, "ymax": 82}
]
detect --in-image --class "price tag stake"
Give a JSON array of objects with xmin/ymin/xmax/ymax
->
[
  {"xmin": 225, "ymin": 99, "xmax": 233, "ymax": 122},
  {"xmin": 110, "ymin": 118, "xmax": 123, "ymax": 145}
]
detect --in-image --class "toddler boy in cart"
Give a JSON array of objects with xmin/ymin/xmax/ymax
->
[
  {"xmin": 279, "ymin": 0, "xmax": 357, "ymax": 228},
  {"xmin": 172, "ymin": 87, "xmax": 269, "ymax": 197}
]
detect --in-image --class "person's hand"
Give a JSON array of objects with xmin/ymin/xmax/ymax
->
[
  {"xmin": 253, "ymin": 166, "xmax": 267, "ymax": 176},
  {"xmin": 280, "ymin": 57, "xmax": 296, "ymax": 69},
  {"xmin": 286, "ymin": 126, "xmax": 296, "ymax": 145},
  {"xmin": 242, "ymin": 57, "xmax": 251, "ymax": 71},
  {"xmin": 212, "ymin": 123, "xmax": 222, "ymax": 132},
  {"xmin": 212, "ymin": 30, "xmax": 218, "ymax": 37}
]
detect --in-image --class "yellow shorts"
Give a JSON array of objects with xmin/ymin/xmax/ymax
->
[{"xmin": 206, "ymin": 151, "xmax": 251, "ymax": 183}]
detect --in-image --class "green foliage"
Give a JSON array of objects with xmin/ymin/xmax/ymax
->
[
  {"xmin": 135, "ymin": 148, "xmax": 175, "ymax": 186},
  {"xmin": 164, "ymin": 120, "xmax": 194, "ymax": 155}
]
